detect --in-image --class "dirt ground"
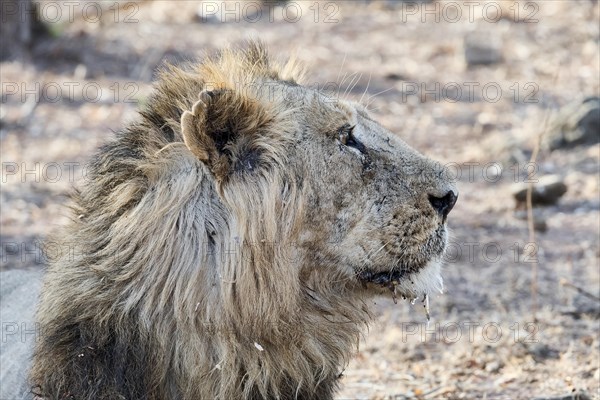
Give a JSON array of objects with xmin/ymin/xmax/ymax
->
[{"xmin": 1, "ymin": 1, "xmax": 599, "ymax": 399}]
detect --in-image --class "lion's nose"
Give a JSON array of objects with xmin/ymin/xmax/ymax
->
[{"xmin": 428, "ymin": 190, "xmax": 457, "ymax": 221}]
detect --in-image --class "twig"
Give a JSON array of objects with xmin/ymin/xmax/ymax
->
[
  {"xmin": 526, "ymin": 134, "xmax": 540, "ymax": 321},
  {"xmin": 560, "ymin": 278, "xmax": 600, "ymax": 302},
  {"xmin": 526, "ymin": 69, "xmax": 561, "ymax": 321},
  {"xmin": 526, "ymin": 113, "xmax": 548, "ymax": 321}
]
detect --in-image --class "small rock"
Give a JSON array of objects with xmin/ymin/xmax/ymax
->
[
  {"xmin": 512, "ymin": 175, "xmax": 568, "ymax": 206},
  {"xmin": 384, "ymin": 72, "xmax": 409, "ymax": 81},
  {"xmin": 533, "ymin": 218, "xmax": 548, "ymax": 232},
  {"xmin": 533, "ymin": 391, "xmax": 591, "ymax": 400},
  {"xmin": 544, "ymin": 97, "xmax": 600, "ymax": 151},
  {"xmin": 464, "ymin": 32, "xmax": 503, "ymax": 67},
  {"xmin": 405, "ymin": 348, "xmax": 426, "ymax": 362},
  {"xmin": 528, "ymin": 343, "xmax": 560, "ymax": 363}
]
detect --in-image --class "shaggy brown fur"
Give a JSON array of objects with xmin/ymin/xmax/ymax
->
[{"xmin": 30, "ymin": 42, "xmax": 457, "ymax": 400}]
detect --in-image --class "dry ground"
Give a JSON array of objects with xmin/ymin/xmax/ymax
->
[{"xmin": 1, "ymin": 1, "xmax": 599, "ymax": 399}]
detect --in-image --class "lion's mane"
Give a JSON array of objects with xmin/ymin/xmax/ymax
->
[{"xmin": 30, "ymin": 43, "xmax": 369, "ymax": 400}]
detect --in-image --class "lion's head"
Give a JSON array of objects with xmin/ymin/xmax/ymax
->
[
  {"xmin": 30, "ymin": 43, "xmax": 457, "ymax": 400},
  {"xmin": 176, "ymin": 45, "xmax": 457, "ymax": 305}
]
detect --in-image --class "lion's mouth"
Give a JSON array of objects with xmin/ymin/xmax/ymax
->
[
  {"xmin": 358, "ymin": 268, "xmax": 432, "ymax": 319},
  {"xmin": 357, "ymin": 268, "xmax": 407, "ymax": 286},
  {"xmin": 356, "ymin": 257, "xmax": 444, "ymax": 317},
  {"xmin": 357, "ymin": 267, "xmax": 418, "ymax": 301}
]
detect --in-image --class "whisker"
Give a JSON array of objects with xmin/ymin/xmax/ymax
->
[
  {"xmin": 366, "ymin": 87, "xmax": 394, "ymax": 108},
  {"xmin": 336, "ymin": 53, "xmax": 348, "ymax": 84},
  {"xmin": 344, "ymin": 72, "xmax": 362, "ymax": 99},
  {"xmin": 338, "ymin": 70, "xmax": 357, "ymax": 96},
  {"xmin": 359, "ymin": 71, "xmax": 373, "ymax": 105}
]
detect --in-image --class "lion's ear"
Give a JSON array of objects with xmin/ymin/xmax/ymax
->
[
  {"xmin": 181, "ymin": 89, "xmax": 266, "ymax": 181},
  {"xmin": 181, "ymin": 90, "xmax": 214, "ymax": 163}
]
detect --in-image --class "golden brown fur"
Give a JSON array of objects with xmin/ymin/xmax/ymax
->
[{"xmin": 30, "ymin": 42, "xmax": 457, "ymax": 399}]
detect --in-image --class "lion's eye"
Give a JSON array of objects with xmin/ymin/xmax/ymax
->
[
  {"xmin": 338, "ymin": 124, "xmax": 366, "ymax": 154},
  {"xmin": 338, "ymin": 124, "xmax": 354, "ymax": 145}
]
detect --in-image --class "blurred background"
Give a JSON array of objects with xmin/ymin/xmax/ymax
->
[{"xmin": 1, "ymin": 0, "xmax": 599, "ymax": 398}]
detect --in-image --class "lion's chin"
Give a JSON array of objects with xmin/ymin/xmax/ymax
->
[{"xmin": 358, "ymin": 259, "xmax": 444, "ymax": 301}]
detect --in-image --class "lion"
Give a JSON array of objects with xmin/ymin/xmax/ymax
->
[{"xmin": 28, "ymin": 43, "xmax": 457, "ymax": 400}]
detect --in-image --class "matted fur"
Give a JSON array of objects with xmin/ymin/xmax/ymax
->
[{"xmin": 30, "ymin": 42, "xmax": 456, "ymax": 400}]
